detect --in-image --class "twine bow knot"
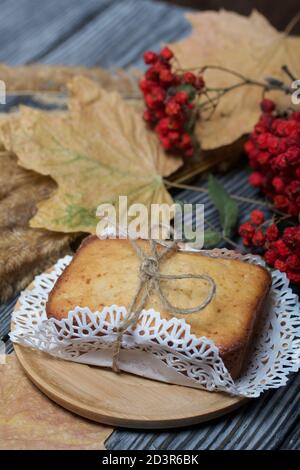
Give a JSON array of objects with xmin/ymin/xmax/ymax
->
[
  {"xmin": 112, "ymin": 236, "xmax": 216, "ymax": 372},
  {"xmin": 140, "ymin": 257, "xmax": 159, "ymax": 280}
]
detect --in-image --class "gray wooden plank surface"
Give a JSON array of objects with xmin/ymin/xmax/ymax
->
[
  {"xmin": 281, "ymin": 416, "xmax": 300, "ymax": 450},
  {"xmin": 41, "ymin": 0, "xmax": 190, "ymax": 66},
  {"xmin": 0, "ymin": 0, "xmax": 112, "ymax": 64},
  {"xmin": 106, "ymin": 374, "xmax": 300, "ymax": 450},
  {"xmin": 0, "ymin": 0, "xmax": 299, "ymax": 450}
]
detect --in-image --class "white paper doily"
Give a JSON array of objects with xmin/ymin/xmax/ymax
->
[{"xmin": 10, "ymin": 249, "xmax": 300, "ymax": 398}]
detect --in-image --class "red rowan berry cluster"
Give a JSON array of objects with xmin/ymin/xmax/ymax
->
[
  {"xmin": 245, "ymin": 99, "xmax": 300, "ymax": 216},
  {"xmin": 239, "ymin": 210, "xmax": 300, "ymax": 285},
  {"xmin": 141, "ymin": 47, "xmax": 205, "ymax": 157}
]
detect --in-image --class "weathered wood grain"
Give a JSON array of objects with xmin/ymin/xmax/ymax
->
[
  {"xmin": 0, "ymin": 0, "xmax": 113, "ymax": 64},
  {"xmin": 41, "ymin": 0, "xmax": 190, "ymax": 67},
  {"xmin": 281, "ymin": 416, "xmax": 300, "ymax": 450},
  {"xmin": 106, "ymin": 374, "xmax": 300, "ymax": 450}
]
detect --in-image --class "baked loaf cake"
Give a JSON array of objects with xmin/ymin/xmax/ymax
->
[{"xmin": 46, "ymin": 236, "xmax": 272, "ymax": 378}]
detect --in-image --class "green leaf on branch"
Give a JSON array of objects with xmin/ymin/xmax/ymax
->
[
  {"xmin": 207, "ymin": 175, "xmax": 239, "ymax": 237},
  {"xmin": 204, "ymin": 230, "xmax": 222, "ymax": 248}
]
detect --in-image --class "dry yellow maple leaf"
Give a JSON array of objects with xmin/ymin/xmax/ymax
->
[
  {"xmin": 0, "ymin": 76, "xmax": 181, "ymax": 233},
  {"xmin": 0, "ymin": 355, "xmax": 112, "ymax": 450},
  {"xmin": 169, "ymin": 10, "xmax": 300, "ymax": 150}
]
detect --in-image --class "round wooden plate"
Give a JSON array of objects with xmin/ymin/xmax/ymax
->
[{"xmin": 12, "ymin": 298, "xmax": 247, "ymax": 430}]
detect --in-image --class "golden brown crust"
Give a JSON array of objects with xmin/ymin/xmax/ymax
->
[{"xmin": 46, "ymin": 237, "xmax": 271, "ymax": 379}]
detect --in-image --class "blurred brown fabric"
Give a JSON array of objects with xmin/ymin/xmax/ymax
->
[{"xmin": 160, "ymin": 0, "xmax": 300, "ymax": 34}]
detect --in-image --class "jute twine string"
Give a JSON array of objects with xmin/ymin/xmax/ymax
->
[{"xmin": 112, "ymin": 235, "xmax": 216, "ymax": 372}]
